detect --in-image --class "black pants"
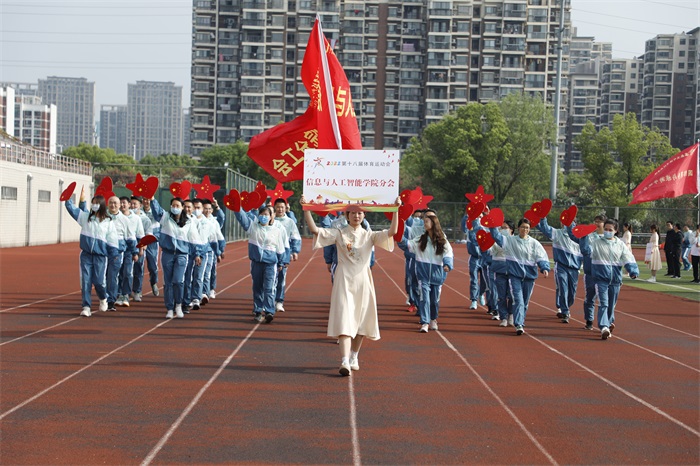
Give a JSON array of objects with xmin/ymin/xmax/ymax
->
[
  {"xmin": 667, "ymin": 248, "xmax": 681, "ymax": 277},
  {"xmin": 692, "ymin": 255, "xmax": 699, "ymax": 282}
]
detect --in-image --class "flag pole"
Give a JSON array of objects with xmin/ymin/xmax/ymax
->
[{"xmin": 316, "ymin": 15, "xmax": 342, "ymax": 149}]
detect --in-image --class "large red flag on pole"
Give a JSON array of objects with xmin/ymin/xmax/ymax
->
[
  {"xmin": 247, "ymin": 16, "xmax": 361, "ymax": 182},
  {"xmin": 629, "ymin": 143, "xmax": 700, "ymax": 204}
]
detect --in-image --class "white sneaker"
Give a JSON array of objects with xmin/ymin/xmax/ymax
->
[
  {"xmin": 479, "ymin": 295, "xmax": 486, "ymax": 306},
  {"xmin": 507, "ymin": 315, "xmax": 514, "ymax": 326},
  {"xmin": 133, "ymin": 292, "xmax": 142, "ymax": 302},
  {"xmin": 499, "ymin": 319, "xmax": 508, "ymax": 327},
  {"xmin": 646, "ymin": 277, "xmax": 656, "ymax": 283},
  {"xmin": 429, "ymin": 319, "xmax": 438, "ymax": 330},
  {"xmin": 469, "ymin": 300, "xmax": 477, "ymax": 310},
  {"xmin": 419, "ymin": 323, "xmax": 429, "ymax": 333},
  {"xmin": 350, "ymin": 357, "xmax": 360, "ymax": 371},
  {"xmin": 175, "ymin": 304, "xmax": 184, "ymax": 318},
  {"xmin": 601, "ymin": 327, "xmax": 611, "ymax": 340},
  {"xmin": 80, "ymin": 306, "xmax": 91, "ymax": 317},
  {"xmin": 152, "ymin": 284, "xmax": 160, "ymax": 297},
  {"xmin": 99, "ymin": 299, "xmax": 108, "ymax": 312},
  {"xmin": 209, "ymin": 290, "xmax": 216, "ymax": 299},
  {"xmin": 165, "ymin": 310, "xmax": 174, "ymax": 319},
  {"xmin": 116, "ymin": 295, "xmax": 126, "ymax": 306},
  {"xmin": 121, "ymin": 296, "xmax": 130, "ymax": 307},
  {"xmin": 339, "ymin": 363, "xmax": 351, "ymax": 376},
  {"xmin": 191, "ymin": 299, "xmax": 200, "ymax": 311},
  {"xmin": 275, "ymin": 301, "xmax": 285, "ymax": 312},
  {"xmin": 129, "ymin": 292, "xmax": 134, "ymax": 299}
]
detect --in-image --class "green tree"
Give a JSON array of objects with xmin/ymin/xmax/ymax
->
[
  {"xmin": 62, "ymin": 143, "xmax": 118, "ymax": 164},
  {"xmin": 138, "ymin": 153, "xmax": 199, "ymax": 181}
]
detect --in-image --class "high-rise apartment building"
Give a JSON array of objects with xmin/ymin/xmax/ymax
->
[
  {"xmin": 37, "ymin": 76, "xmax": 95, "ymax": 149},
  {"xmin": 1, "ymin": 86, "xmax": 58, "ymax": 153},
  {"xmin": 565, "ymin": 60, "xmax": 599, "ymax": 172},
  {"xmin": 600, "ymin": 58, "xmax": 642, "ymax": 127},
  {"xmin": 182, "ymin": 108, "xmax": 192, "ymax": 156},
  {"xmin": 190, "ymin": 0, "xmax": 572, "ymax": 157},
  {"xmin": 99, "ymin": 105, "xmax": 128, "ymax": 155},
  {"xmin": 126, "ymin": 81, "xmax": 183, "ymax": 161},
  {"xmin": 642, "ymin": 30, "xmax": 698, "ymax": 149}
]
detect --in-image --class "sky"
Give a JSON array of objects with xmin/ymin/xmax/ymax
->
[{"xmin": 1, "ymin": 0, "xmax": 698, "ymax": 114}]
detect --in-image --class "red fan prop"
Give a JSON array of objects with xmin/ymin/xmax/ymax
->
[
  {"xmin": 136, "ymin": 234, "xmax": 158, "ymax": 248},
  {"xmin": 572, "ymin": 224, "xmax": 598, "ymax": 238},
  {"xmin": 560, "ymin": 205, "xmax": 578, "ymax": 227},
  {"xmin": 60, "ymin": 181, "xmax": 76, "ymax": 202},
  {"xmin": 223, "ymin": 189, "xmax": 241, "ymax": 212},
  {"xmin": 193, "ymin": 175, "xmax": 220, "ymax": 201},
  {"xmin": 476, "ymin": 230, "xmax": 495, "ymax": 251},
  {"xmin": 480, "ymin": 207, "xmax": 504, "ymax": 228}
]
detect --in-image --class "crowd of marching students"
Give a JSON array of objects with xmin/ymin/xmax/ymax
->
[{"xmin": 65, "ymin": 182, "xmax": 699, "ymax": 376}]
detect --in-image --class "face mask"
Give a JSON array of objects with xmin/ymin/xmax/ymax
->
[
  {"xmin": 194, "ymin": 209, "xmax": 202, "ymax": 217},
  {"xmin": 91, "ymin": 203, "xmax": 101, "ymax": 212},
  {"xmin": 414, "ymin": 218, "xmax": 424, "ymax": 228},
  {"xmin": 258, "ymin": 215, "xmax": 270, "ymax": 225},
  {"xmin": 500, "ymin": 228, "xmax": 511, "ymax": 236},
  {"xmin": 130, "ymin": 208, "xmax": 140, "ymax": 215},
  {"xmin": 171, "ymin": 207, "xmax": 182, "ymax": 215},
  {"xmin": 603, "ymin": 231, "xmax": 614, "ymax": 239}
]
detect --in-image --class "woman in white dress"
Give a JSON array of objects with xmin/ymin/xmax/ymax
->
[
  {"xmin": 302, "ymin": 196, "xmax": 401, "ymax": 376},
  {"xmin": 646, "ymin": 224, "xmax": 662, "ymax": 282},
  {"xmin": 622, "ymin": 223, "xmax": 633, "ymax": 277}
]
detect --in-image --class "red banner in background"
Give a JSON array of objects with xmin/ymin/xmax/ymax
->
[
  {"xmin": 629, "ymin": 143, "xmax": 699, "ymax": 204},
  {"xmin": 247, "ymin": 18, "xmax": 361, "ymax": 183}
]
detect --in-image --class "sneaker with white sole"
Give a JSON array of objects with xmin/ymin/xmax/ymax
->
[
  {"xmin": 601, "ymin": 327, "xmax": 611, "ymax": 340},
  {"xmin": 275, "ymin": 301, "xmax": 285, "ymax": 312},
  {"xmin": 339, "ymin": 363, "xmax": 351, "ymax": 376},
  {"xmin": 491, "ymin": 314, "xmax": 500, "ymax": 320},
  {"xmin": 166, "ymin": 310, "xmax": 174, "ymax": 319},
  {"xmin": 133, "ymin": 292, "xmax": 142, "ymax": 302},
  {"xmin": 121, "ymin": 296, "xmax": 130, "ymax": 307},
  {"xmin": 419, "ymin": 323, "xmax": 429, "ymax": 333},
  {"xmin": 254, "ymin": 313, "xmax": 265, "ymax": 323},
  {"xmin": 515, "ymin": 325, "xmax": 524, "ymax": 335},
  {"xmin": 429, "ymin": 319, "xmax": 438, "ymax": 330},
  {"xmin": 646, "ymin": 277, "xmax": 656, "ymax": 283},
  {"xmin": 265, "ymin": 313, "xmax": 274, "ymax": 323},
  {"xmin": 479, "ymin": 295, "xmax": 486, "ymax": 305},
  {"xmin": 99, "ymin": 299, "xmax": 108, "ymax": 312},
  {"xmin": 115, "ymin": 295, "xmax": 125, "ymax": 306},
  {"xmin": 80, "ymin": 306, "xmax": 91, "ymax": 317},
  {"xmin": 507, "ymin": 315, "xmax": 514, "ymax": 326},
  {"xmin": 201, "ymin": 295, "xmax": 209, "ymax": 306},
  {"xmin": 191, "ymin": 299, "xmax": 200, "ymax": 311},
  {"xmin": 350, "ymin": 357, "xmax": 360, "ymax": 371},
  {"xmin": 469, "ymin": 300, "xmax": 477, "ymax": 310},
  {"xmin": 175, "ymin": 304, "xmax": 184, "ymax": 318},
  {"xmin": 499, "ymin": 319, "xmax": 508, "ymax": 327},
  {"xmin": 209, "ymin": 290, "xmax": 216, "ymax": 299},
  {"xmin": 152, "ymin": 284, "xmax": 160, "ymax": 297}
]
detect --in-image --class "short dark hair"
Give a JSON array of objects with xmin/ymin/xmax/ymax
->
[
  {"xmin": 594, "ymin": 214, "xmax": 607, "ymax": 222},
  {"xmin": 183, "ymin": 199, "xmax": 194, "ymax": 206},
  {"xmin": 517, "ymin": 218, "xmax": 530, "ymax": 228},
  {"xmin": 604, "ymin": 219, "xmax": 619, "ymax": 231},
  {"xmin": 130, "ymin": 196, "xmax": 143, "ymax": 203},
  {"xmin": 201, "ymin": 199, "xmax": 212, "ymax": 206},
  {"xmin": 274, "ymin": 198, "xmax": 286, "ymax": 205},
  {"xmin": 192, "ymin": 198, "xmax": 203, "ymax": 205},
  {"xmin": 119, "ymin": 196, "xmax": 130, "ymax": 202},
  {"xmin": 504, "ymin": 220, "xmax": 515, "ymax": 231}
]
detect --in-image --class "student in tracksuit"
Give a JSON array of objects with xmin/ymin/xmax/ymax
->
[
  {"xmin": 116, "ymin": 196, "xmax": 144, "ymax": 307},
  {"xmin": 490, "ymin": 220, "xmax": 514, "ymax": 327},
  {"xmin": 577, "ymin": 219, "xmax": 639, "ymax": 340},
  {"xmin": 208, "ymin": 198, "xmax": 226, "ymax": 299},
  {"xmin": 106, "ymin": 196, "xmax": 128, "ymax": 311},
  {"xmin": 190, "ymin": 201, "xmax": 224, "ymax": 309},
  {"xmin": 271, "ymin": 198, "xmax": 302, "ymax": 313},
  {"xmin": 233, "ymin": 205, "xmax": 286, "ymax": 323},
  {"xmin": 403, "ymin": 211, "xmax": 424, "ymax": 313},
  {"xmin": 151, "ymin": 197, "xmax": 204, "ymax": 319},
  {"xmin": 461, "ymin": 213, "xmax": 487, "ymax": 310},
  {"xmin": 141, "ymin": 197, "xmax": 161, "ymax": 297},
  {"xmin": 182, "ymin": 199, "xmax": 200, "ymax": 312},
  {"xmin": 489, "ymin": 218, "xmax": 550, "ymax": 335},
  {"xmin": 537, "ymin": 216, "xmax": 582, "ymax": 324},
  {"xmin": 199, "ymin": 199, "xmax": 226, "ymax": 303},
  {"xmin": 130, "ymin": 196, "xmax": 152, "ymax": 302},
  {"xmin": 398, "ymin": 210, "xmax": 454, "ymax": 333},
  {"xmin": 567, "ymin": 215, "xmax": 606, "ymax": 329},
  {"xmin": 65, "ymin": 187, "xmax": 118, "ymax": 316}
]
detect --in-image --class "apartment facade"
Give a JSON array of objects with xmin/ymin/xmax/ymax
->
[
  {"xmin": 190, "ymin": 0, "xmax": 572, "ymax": 157},
  {"xmin": 37, "ymin": 76, "xmax": 95, "ymax": 149},
  {"xmin": 99, "ymin": 105, "xmax": 128, "ymax": 155},
  {"xmin": 600, "ymin": 57, "xmax": 643, "ymax": 127},
  {"xmin": 126, "ymin": 81, "xmax": 183, "ymax": 161}
]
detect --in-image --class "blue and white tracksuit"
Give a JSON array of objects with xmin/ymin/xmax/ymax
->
[
  {"xmin": 234, "ymin": 210, "xmax": 285, "ymax": 316},
  {"xmin": 537, "ymin": 218, "xmax": 582, "ymax": 318},
  {"xmin": 132, "ymin": 211, "xmax": 153, "ymax": 294},
  {"xmin": 151, "ymin": 200, "xmax": 205, "ymax": 312},
  {"xmin": 490, "ymin": 228, "xmax": 550, "ymax": 328},
  {"xmin": 488, "ymin": 235, "xmax": 512, "ymax": 321},
  {"xmin": 209, "ymin": 208, "xmax": 226, "ymax": 293},
  {"xmin": 568, "ymin": 226, "xmax": 602, "ymax": 323},
  {"xmin": 398, "ymin": 234, "xmax": 454, "ymax": 325},
  {"xmin": 462, "ymin": 216, "xmax": 488, "ymax": 303},
  {"xmin": 402, "ymin": 217, "xmax": 424, "ymax": 308},
  {"xmin": 65, "ymin": 200, "xmax": 119, "ymax": 309},
  {"xmin": 119, "ymin": 210, "xmax": 145, "ymax": 298},
  {"xmin": 272, "ymin": 215, "xmax": 302, "ymax": 304},
  {"xmin": 142, "ymin": 206, "xmax": 161, "ymax": 288},
  {"xmin": 193, "ymin": 215, "xmax": 226, "ymax": 301},
  {"xmin": 578, "ymin": 234, "xmax": 639, "ymax": 330},
  {"xmin": 107, "ymin": 211, "xmax": 129, "ymax": 304}
]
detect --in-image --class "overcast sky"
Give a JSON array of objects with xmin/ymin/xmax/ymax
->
[{"xmin": 1, "ymin": 0, "xmax": 698, "ymax": 114}]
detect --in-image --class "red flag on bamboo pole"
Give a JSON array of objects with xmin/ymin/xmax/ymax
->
[
  {"xmin": 247, "ymin": 17, "xmax": 361, "ymax": 183},
  {"xmin": 629, "ymin": 143, "xmax": 700, "ymax": 204}
]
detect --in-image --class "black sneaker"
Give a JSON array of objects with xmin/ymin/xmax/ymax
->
[
  {"xmin": 562, "ymin": 315, "xmax": 569, "ymax": 324},
  {"xmin": 609, "ymin": 323, "xmax": 615, "ymax": 334},
  {"xmin": 107, "ymin": 302, "xmax": 116, "ymax": 312},
  {"xmin": 265, "ymin": 313, "xmax": 274, "ymax": 324},
  {"xmin": 585, "ymin": 320, "xmax": 593, "ymax": 330},
  {"xmin": 254, "ymin": 313, "xmax": 264, "ymax": 323},
  {"xmin": 183, "ymin": 305, "xmax": 191, "ymax": 314},
  {"xmin": 556, "ymin": 311, "xmax": 564, "ymax": 319},
  {"xmin": 515, "ymin": 325, "xmax": 524, "ymax": 335}
]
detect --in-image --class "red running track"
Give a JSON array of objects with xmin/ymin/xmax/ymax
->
[{"xmin": 0, "ymin": 240, "xmax": 698, "ymax": 465}]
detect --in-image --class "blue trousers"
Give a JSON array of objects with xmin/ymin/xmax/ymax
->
[
  {"xmin": 418, "ymin": 280, "xmax": 442, "ymax": 324},
  {"xmin": 209, "ymin": 256, "xmax": 218, "ymax": 291},
  {"xmin": 682, "ymin": 246, "xmax": 691, "ymax": 269},
  {"xmin": 405, "ymin": 256, "xmax": 419, "ymax": 306},
  {"xmin": 191, "ymin": 250, "xmax": 212, "ymax": 301},
  {"xmin": 595, "ymin": 280, "xmax": 621, "ymax": 329},
  {"xmin": 251, "ymin": 261, "xmax": 277, "ymax": 315},
  {"xmin": 509, "ymin": 277, "xmax": 535, "ymax": 327},
  {"xmin": 583, "ymin": 273, "xmax": 597, "ymax": 322},
  {"xmin": 274, "ymin": 264, "xmax": 288, "ymax": 303},
  {"xmin": 162, "ymin": 250, "xmax": 188, "ymax": 311},
  {"xmin": 145, "ymin": 242, "xmax": 159, "ymax": 286},
  {"xmin": 201, "ymin": 251, "xmax": 215, "ymax": 297},
  {"xmin": 106, "ymin": 251, "xmax": 123, "ymax": 303},
  {"xmin": 495, "ymin": 272, "xmax": 513, "ymax": 320},
  {"xmin": 119, "ymin": 252, "xmax": 135, "ymax": 297},
  {"xmin": 80, "ymin": 251, "xmax": 108, "ymax": 308},
  {"xmin": 555, "ymin": 265, "xmax": 579, "ymax": 317},
  {"xmin": 132, "ymin": 253, "xmax": 146, "ymax": 294},
  {"xmin": 469, "ymin": 256, "xmax": 486, "ymax": 301},
  {"xmin": 183, "ymin": 255, "xmax": 196, "ymax": 305}
]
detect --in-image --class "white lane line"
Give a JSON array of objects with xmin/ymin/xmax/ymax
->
[
  {"xmin": 535, "ymin": 282, "xmax": 700, "ymax": 339},
  {"xmin": 528, "ymin": 299, "xmax": 700, "ymax": 373},
  {"xmin": 0, "ymin": 317, "xmax": 80, "ymax": 347},
  {"xmin": 141, "ymin": 250, "xmax": 319, "ymax": 465},
  {"xmin": 348, "ymin": 376, "xmax": 362, "ymax": 466},
  {"xmin": 0, "ymin": 291, "xmax": 81, "ymax": 313},
  {"xmin": 526, "ymin": 332, "xmax": 700, "ymax": 438},
  {"xmin": 437, "ymin": 331, "xmax": 559, "ymax": 465},
  {"xmin": 140, "ymin": 324, "xmax": 260, "ymax": 466},
  {"xmin": 0, "ymin": 319, "xmax": 171, "ymax": 421}
]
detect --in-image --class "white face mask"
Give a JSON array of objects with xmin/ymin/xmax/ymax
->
[
  {"xmin": 170, "ymin": 207, "xmax": 182, "ymax": 216},
  {"xmin": 91, "ymin": 203, "xmax": 101, "ymax": 212},
  {"xmin": 500, "ymin": 228, "xmax": 511, "ymax": 236},
  {"xmin": 603, "ymin": 231, "xmax": 615, "ymax": 239},
  {"xmin": 194, "ymin": 209, "xmax": 202, "ymax": 217}
]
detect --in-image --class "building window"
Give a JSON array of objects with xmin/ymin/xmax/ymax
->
[
  {"xmin": 38, "ymin": 190, "xmax": 51, "ymax": 202},
  {"xmin": 1, "ymin": 186, "xmax": 18, "ymax": 200}
]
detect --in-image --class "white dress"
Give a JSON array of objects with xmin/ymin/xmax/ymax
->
[
  {"xmin": 622, "ymin": 230, "xmax": 632, "ymax": 253},
  {"xmin": 313, "ymin": 225, "xmax": 394, "ymax": 340},
  {"xmin": 648, "ymin": 231, "xmax": 662, "ymax": 271}
]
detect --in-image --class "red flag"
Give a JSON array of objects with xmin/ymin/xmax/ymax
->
[
  {"xmin": 629, "ymin": 143, "xmax": 699, "ymax": 204},
  {"xmin": 247, "ymin": 17, "xmax": 361, "ymax": 183}
]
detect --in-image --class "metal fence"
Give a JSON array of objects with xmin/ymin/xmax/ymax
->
[{"xmin": 1, "ymin": 137, "xmax": 92, "ymax": 176}]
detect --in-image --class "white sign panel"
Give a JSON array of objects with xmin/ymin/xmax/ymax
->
[{"xmin": 302, "ymin": 149, "xmax": 400, "ymax": 212}]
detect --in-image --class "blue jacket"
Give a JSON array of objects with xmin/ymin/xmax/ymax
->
[
  {"xmin": 151, "ymin": 199, "xmax": 205, "ymax": 257},
  {"xmin": 578, "ymin": 233, "xmax": 639, "ymax": 285},
  {"xmin": 490, "ymin": 227, "xmax": 550, "ymax": 280},
  {"xmin": 65, "ymin": 200, "xmax": 119, "ymax": 257},
  {"xmin": 398, "ymin": 234, "xmax": 454, "ymax": 285},
  {"xmin": 537, "ymin": 218, "xmax": 582, "ymax": 270},
  {"xmin": 234, "ymin": 210, "xmax": 285, "ymax": 265},
  {"xmin": 566, "ymin": 224, "xmax": 601, "ymax": 274},
  {"xmin": 461, "ymin": 215, "xmax": 482, "ymax": 258}
]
